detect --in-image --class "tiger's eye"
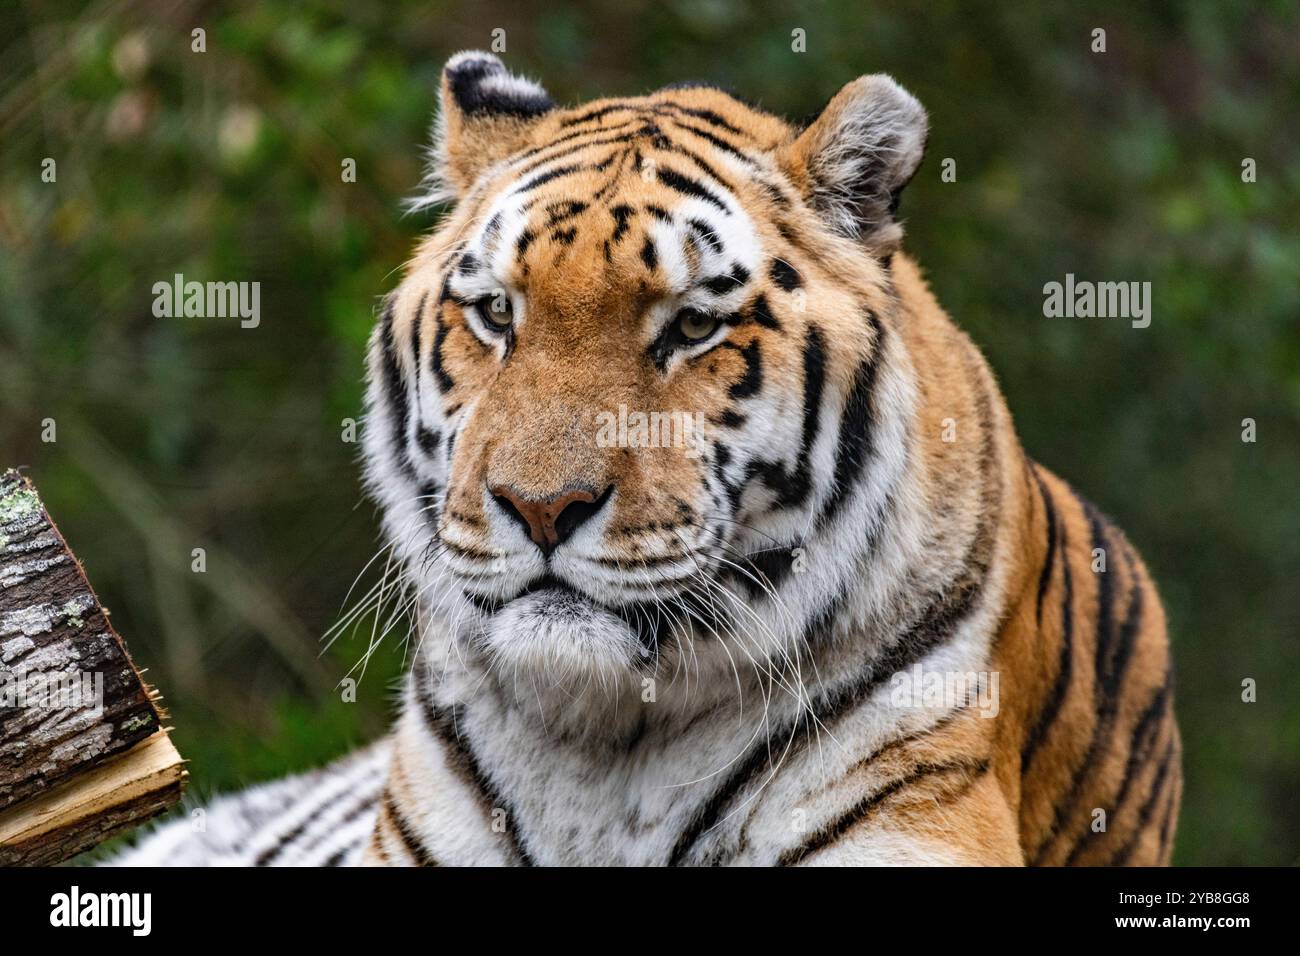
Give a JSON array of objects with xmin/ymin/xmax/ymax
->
[
  {"xmin": 478, "ymin": 296, "xmax": 513, "ymax": 329},
  {"xmin": 677, "ymin": 309, "xmax": 719, "ymax": 342}
]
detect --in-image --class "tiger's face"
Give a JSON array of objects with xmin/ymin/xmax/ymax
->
[{"xmin": 364, "ymin": 53, "xmax": 927, "ymax": 693}]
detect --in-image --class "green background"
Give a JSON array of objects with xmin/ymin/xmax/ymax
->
[{"xmin": 1, "ymin": 1, "xmax": 1295, "ymax": 865}]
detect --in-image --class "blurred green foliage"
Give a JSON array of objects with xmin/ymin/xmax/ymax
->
[{"xmin": 1, "ymin": 0, "xmax": 1296, "ymax": 865}]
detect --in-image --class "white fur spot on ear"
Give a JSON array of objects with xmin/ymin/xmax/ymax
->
[
  {"xmin": 805, "ymin": 75, "xmax": 928, "ymax": 244},
  {"xmin": 478, "ymin": 70, "xmax": 549, "ymax": 102},
  {"xmin": 445, "ymin": 49, "xmax": 500, "ymax": 73}
]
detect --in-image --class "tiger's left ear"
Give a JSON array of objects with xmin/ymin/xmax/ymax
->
[
  {"xmin": 413, "ymin": 51, "xmax": 554, "ymax": 208},
  {"xmin": 778, "ymin": 75, "xmax": 928, "ymax": 253}
]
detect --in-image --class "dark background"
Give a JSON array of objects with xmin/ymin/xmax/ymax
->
[{"xmin": 1, "ymin": 0, "xmax": 1295, "ymax": 865}]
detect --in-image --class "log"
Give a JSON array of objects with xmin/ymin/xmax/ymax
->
[{"xmin": 0, "ymin": 469, "xmax": 185, "ymax": 864}]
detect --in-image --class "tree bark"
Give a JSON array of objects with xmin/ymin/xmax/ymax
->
[{"xmin": 0, "ymin": 469, "xmax": 185, "ymax": 863}]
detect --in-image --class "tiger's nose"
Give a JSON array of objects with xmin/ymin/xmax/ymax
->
[{"xmin": 489, "ymin": 484, "xmax": 613, "ymax": 556}]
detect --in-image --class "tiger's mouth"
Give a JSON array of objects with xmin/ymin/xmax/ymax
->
[
  {"xmin": 463, "ymin": 572, "xmax": 593, "ymax": 616},
  {"xmin": 464, "ymin": 570, "xmax": 725, "ymax": 659}
]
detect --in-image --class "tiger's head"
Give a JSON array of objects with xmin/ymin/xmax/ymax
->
[{"xmin": 364, "ymin": 52, "xmax": 928, "ymax": 697}]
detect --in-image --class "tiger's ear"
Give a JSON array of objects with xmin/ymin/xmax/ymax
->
[
  {"xmin": 778, "ymin": 75, "xmax": 927, "ymax": 253},
  {"xmin": 413, "ymin": 51, "xmax": 554, "ymax": 208}
]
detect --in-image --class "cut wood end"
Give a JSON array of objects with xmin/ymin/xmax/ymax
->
[
  {"xmin": 1, "ymin": 469, "xmax": 186, "ymax": 864},
  {"xmin": 0, "ymin": 730, "xmax": 186, "ymax": 865}
]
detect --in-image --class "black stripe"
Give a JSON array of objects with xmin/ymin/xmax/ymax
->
[
  {"xmin": 1021, "ymin": 469, "xmax": 1074, "ymax": 770},
  {"xmin": 666, "ymin": 118, "xmax": 753, "ymax": 164},
  {"xmin": 1103, "ymin": 539, "xmax": 1146, "ymax": 698},
  {"xmin": 1157, "ymin": 761, "xmax": 1180, "ymax": 862},
  {"xmin": 1065, "ymin": 672, "xmax": 1170, "ymax": 865},
  {"xmin": 559, "ymin": 101, "xmax": 640, "ymax": 128},
  {"xmin": 308, "ymin": 792, "xmax": 380, "ymax": 864},
  {"xmin": 778, "ymin": 324, "xmax": 826, "ymax": 498},
  {"xmin": 815, "ymin": 310, "xmax": 883, "ymax": 531},
  {"xmin": 726, "ymin": 708, "xmax": 966, "ymax": 856},
  {"xmin": 656, "ymin": 166, "xmax": 729, "ymax": 212},
  {"xmin": 744, "ymin": 324, "xmax": 825, "ymax": 520},
  {"xmin": 377, "ymin": 298, "xmax": 416, "ymax": 480},
  {"xmin": 382, "ymin": 790, "xmax": 439, "ymax": 866},
  {"xmin": 1084, "ymin": 500, "xmax": 1119, "ymax": 687},
  {"xmin": 610, "ymin": 203, "xmax": 635, "ymax": 243},
  {"xmin": 407, "ymin": 293, "xmax": 427, "ymax": 457},
  {"xmin": 513, "ymin": 125, "xmax": 641, "ymax": 175},
  {"xmin": 687, "ymin": 218, "xmax": 723, "ymax": 254},
  {"xmin": 812, "ymin": 384, "xmax": 999, "ymax": 707},
  {"xmin": 671, "ymin": 144, "xmax": 739, "ymax": 195},
  {"xmin": 514, "ymin": 227, "xmax": 537, "ymax": 259},
  {"xmin": 429, "ymin": 305, "xmax": 455, "ymax": 393},
  {"xmin": 1109, "ymin": 673, "xmax": 1173, "ymax": 816},
  {"xmin": 416, "ymin": 426, "xmax": 442, "ymax": 458},
  {"xmin": 515, "ymin": 118, "xmax": 638, "ymax": 160},
  {"xmin": 252, "ymin": 768, "xmax": 363, "ymax": 867},
  {"xmin": 414, "ymin": 673, "xmax": 535, "ymax": 866},
  {"xmin": 726, "ymin": 339, "xmax": 763, "ymax": 399},
  {"xmin": 515, "ymin": 162, "xmax": 587, "ymax": 194},
  {"xmin": 1031, "ymin": 501, "xmax": 1142, "ymax": 864},
  {"xmin": 733, "ymin": 462, "xmax": 827, "ymax": 570},
  {"xmin": 668, "ymin": 728, "xmax": 778, "ymax": 865},
  {"xmin": 778, "ymin": 758, "xmax": 990, "ymax": 866},
  {"xmin": 746, "ymin": 293, "xmax": 780, "ymax": 330},
  {"xmin": 703, "ymin": 263, "xmax": 750, "ymax": 295},
  {"xmin": 769, "ymin": 259, "xmax": 802, "ymax": 291},
  {"xmin": 544, "ymin": 198, "xmax": 589, "ymax": 227},
  {"xmin": 591, "ymin": 148, "xmax": 634, "ymax": 203},
  {"xmin": 1111, "ymin": 730, "xmax": 1178, "ymax": 865},
  {"xmin": 514, "ymin": 130, "xmax": 644, "ymax": 181},
  {"xmin": 1033, "ymin": 468, "xmax": 1059, "ymax": 625},
  {"xmin": 252, "ymin": 801, "xmax": 328, "ymax": 866},
  {"xmin": 659, "ymin": 101, "xmax": 744, "ymax": 135}
]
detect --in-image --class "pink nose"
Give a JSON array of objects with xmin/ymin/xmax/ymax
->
[{"xmin": 488, "ymin": 485, "xmax": 611, "ymax": 554}]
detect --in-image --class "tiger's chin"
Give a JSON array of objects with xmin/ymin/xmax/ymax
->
[{"xmin": 474, "ymin": 585, "xmax": 650, "ymax": 693}]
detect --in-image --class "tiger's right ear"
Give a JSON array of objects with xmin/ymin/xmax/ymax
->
[
  {"xmin": 412, "ymin": 51, "xmax": 555, "ymax": 209},
  {"xmin": 777, "ymin": 75, "xmax": 927, "ymax": 253}
]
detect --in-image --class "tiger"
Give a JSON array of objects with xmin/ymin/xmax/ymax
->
[{"xmin": 114, "ymin": 51, "xmax": 1180, "ymax": 867}]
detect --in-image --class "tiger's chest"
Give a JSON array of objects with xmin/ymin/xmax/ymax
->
[
  {"xmin": 404, "ymin": 666, "xmax": 962, "ymax": 866},
  {"xmin": 468, "ymin": 711, "xmax": 757, "ymax": 865}
]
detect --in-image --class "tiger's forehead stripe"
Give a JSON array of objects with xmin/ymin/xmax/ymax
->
[{"xmin": 445, "ymin": 105, "xmax": 770, "ymax": 306}]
